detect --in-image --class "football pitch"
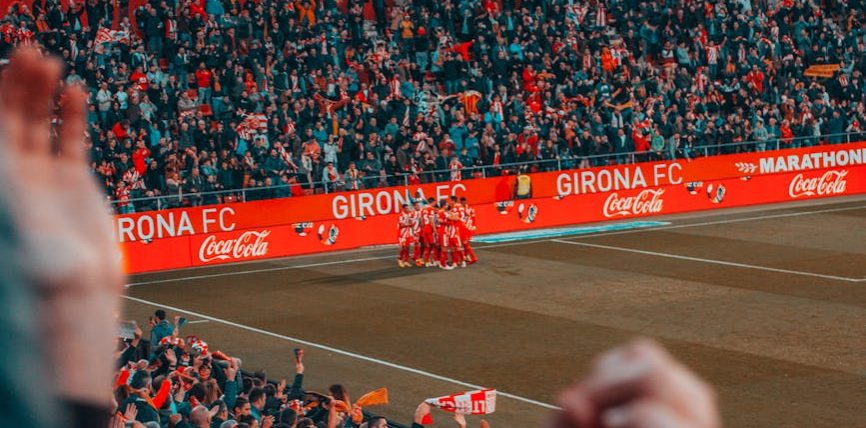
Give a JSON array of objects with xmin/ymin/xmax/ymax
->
[{"xmin": 123, "ymin": 196, "xmax": 866, "ymax": 427}]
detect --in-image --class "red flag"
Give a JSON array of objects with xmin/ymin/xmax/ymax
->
[
  {"xmin": 122, "ymin": 168, "xmax": 145, "ymax": 190},
  {"xmin": 95, "ymin": 28, "xmax": 130, "ymax": 45},
  {"xmin": 95, "ymin": 28, "xmax": 113, "ymax": 45},
  {"xmin": 235, "ymin": 111, "xmax": 268, "ymax": 140},
  {"xmin": 276, "ymin": 142, "xmax": 293, "ymax": 166}
]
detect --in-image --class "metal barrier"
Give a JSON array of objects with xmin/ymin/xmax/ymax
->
[{"xmin": 110, "ymin": 132, "xmax": 862, "ymax": 212}]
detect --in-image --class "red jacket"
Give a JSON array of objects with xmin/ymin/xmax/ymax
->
[
  {"xmin": 132, "ymin": 147, "xmax": 150, "ymax": 174},
  {"xmin": 746, "ymin": 70, "xmax": 764, "ymax": 93},
  {"xmin": 452, "ymin": 41, "xmax": 474, "ymax": 61},
  {"xmin": 780, "ymin": 124, "xmax": 794, "ymax": 141},
  {"xmin": 195, "ymin": 69, "xmax": 213, "ymax": 89},
  {"xmin": 632, "ymin": 129, "xmax": 650, "ymax": 152},
  {"xmin": 112, "ymin": 122, "xmax": 128, "ymax": 140},
  {"xmin": 517, "ymin": 133, "xmax": 539, "ymax": 156},
  {"xmin": 130, "ymin": 71, "xmax": 148, "ymax": 91},
  {"xmin": 522, "ymin": 68, "xmax": 539, "ymax": 93}
]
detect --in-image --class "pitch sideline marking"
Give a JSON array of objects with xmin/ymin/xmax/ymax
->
[
  {"xmin": 565, "ymin": 203, "xmax": 866, "ymax": 238},
  {"xmin": 551, "ymin": 239, "xmax": 863, "ymax": 282},
  {"xmin": 125, "ymin": 256, "xmax": 395, "ymax": 286},
  {"xmin": 126, "ymin": 204, "xmax": 866, "ymax": 286},
  {"xmin": 122, "ymin": 295, "xmax": 560, "ymax": 411}
]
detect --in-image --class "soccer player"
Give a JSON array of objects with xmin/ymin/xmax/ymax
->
[
  {"xmin": 460, "ymin": 197, "xmax": 478, "ymax": 264},
  {"xmin": 397, "ymin": 204, "xmax": 416, "ymax": 267},
  {"xmin": 448, "ymin": 202, "xmax": 466, "ymax": 267},
  {"xmin": 420, "ymin": 197, "xmax": 438, "ymax": 267},
  {"xmin": 439, "ymin": 200, "xmax": 465, "ymax": 269},
  {"xmin": 447, "ymin": 196, "xmax": 472, "ymax": 267},
  {"xmin": 436, "ymin": 200, "xmax": 453, "ymax": 269},
  {"xmin": 411, "ymin": 200, "xmax": 424, "ymax": 266}
]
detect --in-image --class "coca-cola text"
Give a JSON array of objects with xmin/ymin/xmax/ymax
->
[
  {"xmin": 603, "ymin": 189, "xmax": 665, "ymax": 217},
  {"xmin": 788, "ymin": 170, "xmax": 848, "ymax": 198},
  {"xmin": 198, "ymin": 230, "xmax": 271, "ymax": 262}
]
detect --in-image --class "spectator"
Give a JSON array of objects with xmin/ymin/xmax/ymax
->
[{"xmin": 149, "ymin": 310, "xmax": 174, "ymax": 348}]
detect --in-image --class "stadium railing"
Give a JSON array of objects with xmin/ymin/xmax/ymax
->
[{"xmin": 109, "ymin": 132, "xmax": 862, "ymax": 212}]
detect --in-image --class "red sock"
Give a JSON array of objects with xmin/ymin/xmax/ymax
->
[
  {"xmin": 440, "ymin": 249, "xmax": 449, "ymax": 266},
  {"xmin": 452, "ymin": 250, "xmax": 463, "ymax": 265},
  {"xmin": 399, "ymin": 246, "xmax": 408, "ymax": 262},
  {"xmin": 464, "ymin": 244, "xmax": 477, "ymax": 262},
  {"xmin": 413, "ymin": 243, "xmax": 421, "ymax": 260}
]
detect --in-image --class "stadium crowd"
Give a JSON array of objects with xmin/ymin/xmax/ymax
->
[
  {"xmin": 113, "ymin": 309, "xmax": 447, "ymax": 428},
  {"xmin": 2, "ymin": 0, "xmax": 865, "ymax": 213}
]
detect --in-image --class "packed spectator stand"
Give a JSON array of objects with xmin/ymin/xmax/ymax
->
[
  {"xmin": 117, "ymin": 310, "xmax": 420, "ymax": 428},
  {"xmin": 2, "ymin": 0, "xmax": 866, "ymax": 214}
]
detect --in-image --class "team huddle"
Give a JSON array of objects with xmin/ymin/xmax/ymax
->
[{"xmin": 397, "ymin": 196, "xmax": 479, "ymax": 270}]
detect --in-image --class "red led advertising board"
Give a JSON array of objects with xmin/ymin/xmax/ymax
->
[{"xmin": 118, "ymin": 143, "xmax": 866, "ymax": 273}]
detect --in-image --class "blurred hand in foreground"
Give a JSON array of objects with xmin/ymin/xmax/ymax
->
[
  {"xmin": 550, "ymin": 339, "xmax": 719, "ymax": 428},
  {"xmin": 0, "ymin": 47, "xmax": 123, "ymax": 409}
]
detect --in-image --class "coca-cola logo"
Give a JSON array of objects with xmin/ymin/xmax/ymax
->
[
  {"xmin": 198, "ymin": 230, "xmax": 271, "ymax": 262},
  {"xmin": 788, "ymin": 170, "xmax": 848, "ymax": 198},
  {"xmin": 603, "ymin": 189, "xmax": 665, "ymax": 217}
]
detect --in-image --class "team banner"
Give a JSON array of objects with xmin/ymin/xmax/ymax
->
[
  {"xmin": 425, "ymin": 389, "xmax": 496, "ymax": 415},
  {"xmin": 117, "ymin": 143, "xmax": 866, "ymax": 273}
]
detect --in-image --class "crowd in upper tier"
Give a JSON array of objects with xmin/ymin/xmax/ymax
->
[{"xmin": 2, "ymin": 0, "xmax": 865, "ymax": 212}]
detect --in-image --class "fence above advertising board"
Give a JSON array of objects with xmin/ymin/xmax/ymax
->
[
  {"xmin": 117, "ymin": 142, "xmax": 866, "ymax": 273},
  {"xmin": 110, "ymin": 133, "xmax": 865, "ymax": 212}
]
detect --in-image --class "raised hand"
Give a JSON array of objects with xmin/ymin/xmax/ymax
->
[
  {"xmin": 276, "ymin": 378, "xmax": 287, "ymax": 400},
  {"xmin": 553, "ymin": 339, "xmax": 719, "ymax": 428},
  {"xmin": 0, "ymin": 47, "xmax": 123, "ymax": 406},
  {"xmin": 414, "ymin": 402, "xmax": 432, "ymax": 425},
  {"xmin": 224, "ymin": 364, "xmax": 237, "ymax": 381},
  {"xmin": 453, "ymin": 413, "xmax": 467, "ymax": 428},
  {"xmin": 294, "ymin": 348, "xmax": 305, "ymax": 374},
  {"xmin": 109, "ymin": 413, "xmax": 125, "ymax": 428},
  {"xmin": 123, "ymin": 403, "xmax": 138, "ymax": 421},
  {"xmin": 262, "ymin": 415, "xmax": 275, "ymax": 428}
]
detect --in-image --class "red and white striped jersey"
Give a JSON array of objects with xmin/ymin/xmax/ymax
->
[
  {"xmin": 453, "ymin": 203, "xmax": 467, "ymax": 222},
  {"xmin": 397, "ymin": 211, "xmax": 416, "ymax": 245},
  {"xmin": 398, "ymin": 212, "xmax": 415, "ymax": 230},
  {"xmin": 444, "ymin": 209, "xmax": 462, "ymax": 234},
  {"xmin": 411, "ymin": 209, "xmax": 423, "ymax": 233},
  {"xmin": 436, "ymin": 209, "xmax": 448, "ymax": 229},
  {"xmin": 421, "ymin": 206, "xmax": 436, "ymax": 228},
  {"xmin": 464, "ymin": 206, "xmax": 476, "ymax": 230}
]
